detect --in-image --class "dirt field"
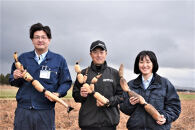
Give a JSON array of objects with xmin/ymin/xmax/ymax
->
[{"xmin": 0, "ymin": 95, "xmax": 195, "ymax": 130}]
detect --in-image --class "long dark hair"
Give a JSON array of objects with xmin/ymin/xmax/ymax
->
[{"xmin": 134, "ymin": 50, "xmax": 159, "ymax": 74}]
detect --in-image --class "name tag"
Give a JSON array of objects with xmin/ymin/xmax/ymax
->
[{"xmin": 40, "ymin": 70, "xmax": 50, "ymax": 79}]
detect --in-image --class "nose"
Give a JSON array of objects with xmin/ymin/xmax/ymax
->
[
  {"xmin": 143, "ymin": 62, "xmax": 147, "ymax": 67},
  {"xmin": 97, "ymin": 53, "xmax": 101, "ymax": 56}
]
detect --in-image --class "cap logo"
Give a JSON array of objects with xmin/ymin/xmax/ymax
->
[{"xmin": 98, "ymin": 43, "xmax": 104, "ymax": 46}]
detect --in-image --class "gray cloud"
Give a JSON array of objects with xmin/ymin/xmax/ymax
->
[{"xmin": 1, "ymin": 0, "xmax": 194, "ymax": 75}]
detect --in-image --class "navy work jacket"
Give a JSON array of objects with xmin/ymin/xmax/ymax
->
[
  {"xmin": 120, "ymin": 74, "xmax": 181, "ymax": 130},
  {"xmin": 9, "ymin": 50, "xmax": 72, "ymax": 110}
]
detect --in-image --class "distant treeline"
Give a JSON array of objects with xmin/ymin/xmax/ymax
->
[
  {"xmin": 0, "ymin": 73, "xmax": 10, "ymax": 85},
  {"xmin": 177, "ymin": 89, "xmax": 195, "ymax": 93},
  {"xmin": 1, "ymin": 73, "xmax": 194, "ymax": 92}
]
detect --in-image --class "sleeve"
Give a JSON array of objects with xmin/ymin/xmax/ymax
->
[
  {"xmin": 107, "ymin": 71, "xmax": 123, "ymax": 107},
  {"xmin": 119, "ymin": 91, "xmax": 137, "ymax": 116},
  {"xmin": 161, "ymin": 79, "xmax": 181, "ymax": 124},
  {"xmin": 72, "ymin": 70, "xmax": 87, "ymax": 103},
  {"xmin": 72, "ymin": 78, "xmax": 87, "ymax": 103},
  {"xmin": 9, "ymin": 57, "xmax": 25, "ymax": 87},
  {"xmin": 56, "ymin": 58, "xmax": 72, "ymax": 97}
]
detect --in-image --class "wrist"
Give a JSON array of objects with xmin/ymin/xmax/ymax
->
[
  {"xmin": 91, "ymin": 91, "xmax": 95, "ymax": 95},
  {"xmin": 42, "ymin": 88, "xmax": 47, "ymax": 94},
  {"xmin": 142, "ymin": 102, "xmax": 148, "ymax": 107}
]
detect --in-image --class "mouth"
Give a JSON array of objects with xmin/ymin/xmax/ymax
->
[
  {"xmin": 142, "ymin": 68, "xmax": 149, "ymax": 71},
  {"xmin": 37, "ymin": 43, "xmax": 44, "ymax": 46}
]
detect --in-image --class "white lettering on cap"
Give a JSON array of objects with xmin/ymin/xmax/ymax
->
[{"xmin": 98, "ymin": 43, "xmax": 104, "ymax": 47}]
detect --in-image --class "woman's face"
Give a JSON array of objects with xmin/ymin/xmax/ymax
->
[{"xmin": 139, "ymin": 55, "xmax": 153, "ymax": 76}]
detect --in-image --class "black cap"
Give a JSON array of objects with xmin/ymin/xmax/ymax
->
[{"xmin": 90, "ymin": 40, "xmax": 107, "ymax": 52}]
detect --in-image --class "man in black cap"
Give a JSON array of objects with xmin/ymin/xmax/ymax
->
[{"xmin": 73, "ymin": 40, "xmax": 123, "ymax": 130}]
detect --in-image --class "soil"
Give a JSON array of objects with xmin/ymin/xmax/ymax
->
[{"xmin": 0, "ymin": 96, "xmax": 195, "ymax": 130}]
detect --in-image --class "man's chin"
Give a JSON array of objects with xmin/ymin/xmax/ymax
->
[
  {"xmin": 94, "ymin": 62, "xmax": 104, "ymax": 65},
  {"xmin": 35, "ymin": 48, "xmax": 48, "ymax": 53},
  {"xmin": 36, "ymin": 48, "xmax": 45, "ymax": 51}
]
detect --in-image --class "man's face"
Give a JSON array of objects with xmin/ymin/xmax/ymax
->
[
  {"xmin": 90, "ymin": 48, "xmax": 107, "ymax": 65},
  {"xmin": 32, "ymin": 30, "xmax": 50, "ymax": 53}
]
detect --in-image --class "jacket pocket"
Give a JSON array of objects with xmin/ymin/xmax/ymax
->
[
  {"xmin": 41, "ymin": 66, "xmax": 59, "ymax": 84},
  {"xmin": 102, "ymin": 81, "xmax": 114, "ymax": 97},
  {"xmin": 149, "ymin": 93, "xmax": 164, "ymax": 110}
]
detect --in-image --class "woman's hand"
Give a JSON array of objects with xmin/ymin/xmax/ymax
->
[
  {"xmin": 156, "ymin": 115, "xmax": 166, "ymax": 125},
  {"xmin": 129, "ymin": 97, "xmax": 140, "ymax": 105}
]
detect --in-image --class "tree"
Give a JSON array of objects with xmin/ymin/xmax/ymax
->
[
  {"xmin": 0, "ymin": 73, "xmax": 10, "ymax": 85},
  {"xmin": 4, "ymin": 73, "xmax": 10, "ymax": 84},
  {"xmin": 0, "ymin": 74, "xmax": 4, "ymax": 84}
]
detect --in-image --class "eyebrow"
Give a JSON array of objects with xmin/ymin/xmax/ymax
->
[{"xmin": 34, "ymin": 35, "xmax": 47, "ymax": 36}]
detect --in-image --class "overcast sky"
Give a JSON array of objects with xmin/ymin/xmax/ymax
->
[{"xmin": 0, "ymin": 0, "xmax": 194, "ymax": 90}]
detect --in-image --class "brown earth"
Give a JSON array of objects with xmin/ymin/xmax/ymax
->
[{"xmin": 0, "ymin": 95, "xmax": 195, "ymax": 130}]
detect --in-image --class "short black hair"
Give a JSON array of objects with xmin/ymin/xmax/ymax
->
[
  {"xmin": 134, "ymin": 50, "xmax": 159, "ymax": 74},
  {"xmin": 29, "ymin": 23, "xmax": 52, "ymax": 39}
]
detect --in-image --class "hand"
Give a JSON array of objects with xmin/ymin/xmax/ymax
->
[
  {"xmin": 138, "ymin": 95, "xmax": 146, "ymax": 105},
  {"xmin": 13, "ymin": 69, "xmax": 24, "ymax": 79},
  {"xmin": 156, "ymin": 115, "xmax": 166, "ymax": 125},
  {"xmin": 96, "ymin": 100, "xmax": 105, "ymax": 107},
  {"xmin": 80, "ymin": 86, "xmax": 88, "ymax": 97},
  {"xmin": 45, "ymin": 92, "xmax": 60, "ymax": 102},
  {"xmin": 129, "ymin": 97, "xmax": 139, "ymax": 105}
]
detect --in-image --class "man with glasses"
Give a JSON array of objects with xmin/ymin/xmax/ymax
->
[
  {"xmin": 9, "ymin": 23, "xmax": 72, "ymax": 130},
  {"xmin": 73, "ymin": 40, "xmax": 123, "ymax": 130}
]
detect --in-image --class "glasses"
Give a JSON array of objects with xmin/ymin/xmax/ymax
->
[{"xmin": 33, "ymin": 36, "xmax": 48, "ymax": 40}]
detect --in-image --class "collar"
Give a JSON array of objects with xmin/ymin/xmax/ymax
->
[
  {"xmin": 27, "ymin": 50, "xmax": 53, "ymax": 60},
  {"xmin": 34, "ymin": 50, "xmax": 48, "ymax": 60},
  {"xmin": 142, "ymin": 73, "xmax": 153, "ymax": 83},
  {"xmin": 133, "ymin": 73, "xmax": 162, "ymax": 88},
  {"xmin": 90, "ymin": 61, "xmax": 107, "ymax": 73}
]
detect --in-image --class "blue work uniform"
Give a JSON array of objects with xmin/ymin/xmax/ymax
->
[{"xmin": 9, "ymin": 50, "xmax": 72, "ymax": 130}]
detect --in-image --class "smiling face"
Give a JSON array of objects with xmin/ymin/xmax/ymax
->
[
  {"xmin": 90, "ymin": 47, "xmax": 107, "ymax": 65},
  {"xmin": 139, "ymin": 55, "xmax": 153, "ymax": 77},
  {"xmin": 32, "ymin": 30, "xmax": 50, "ymax": 55}
]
